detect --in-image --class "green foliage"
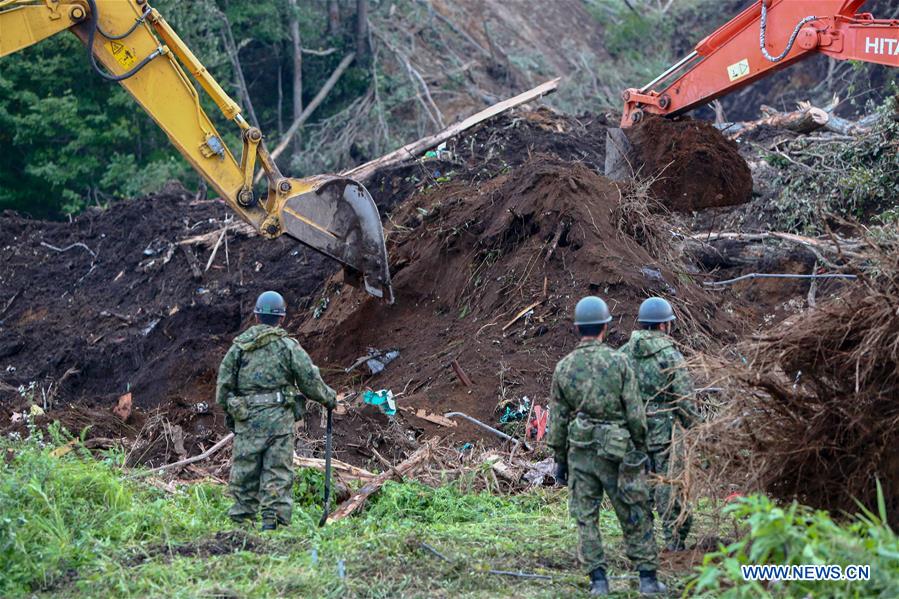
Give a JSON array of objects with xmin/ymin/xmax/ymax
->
[
  {"xmin": 0, "ymin": 432, "xmax": 617, "ymax": 598},
  {"xmin": 0, "ymin": 426, "xmax": 231, "ymax": 595},
  {"xmin": 689, "ymin": 493, "xmax": 899, "ymax": 598},
  {"xmin": 0, "ymin": 0, "xmax": 365, "ymax": 219},
  {"xmin": 766, "ymin": 94, "xmax": 899, "ymax": 232}
]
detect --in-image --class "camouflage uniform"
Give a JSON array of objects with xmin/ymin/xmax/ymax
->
[
  {"xmin": 549, "ymin": 339, "xmax": 658, "ymax": 574},
  {"xmin": 216, "ymin": 324, "xmax": 336, "ymax": 525},
  {"xmin": 621, "ymin": 329, "xmax": 698, "ymax": 548}
]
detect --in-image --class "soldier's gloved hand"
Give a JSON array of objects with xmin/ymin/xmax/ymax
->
[
  {"xmin": 323, "ymin": 395, "xmax": 337, "ymax": 410},
  {"xmin": 225, "ymin": 414, "xmax": 235, "ymax": 432},
  {"xmin": 553, "ymin": 461, "xmax": 568, "ymax": 486}
]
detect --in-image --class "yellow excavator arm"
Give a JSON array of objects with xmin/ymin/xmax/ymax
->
[{"xmin": 0, "ymin": 0, "xmax": 393, "ymax": 301}]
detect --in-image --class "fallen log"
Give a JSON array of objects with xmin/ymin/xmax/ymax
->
[
  {"xmin": 294, "ymin": 455, "xmax": 376, "ymax": 481},
  {"xmin": 722, "ymin": 105, "xmax": 829, "ymax": 139},
  {"xmin": 327, "ymin": 439, "xmax": 435, "ymax": 522},
  {"xmin": 344, "ymin": 78, "xmax": 560, "ymax": 184}
]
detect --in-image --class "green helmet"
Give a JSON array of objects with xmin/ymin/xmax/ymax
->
[
  {"xmin": 637, "ymin": 297, "xmax": 675, "ymax": 323},
  {"xmin": 574, "ymin": 296, "xmax": 612, "ymax": 325},
  {"xmin": 254, "ymin": 290, "xmax": 287, "ymax": 316}
]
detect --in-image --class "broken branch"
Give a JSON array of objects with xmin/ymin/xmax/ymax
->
[
  {"xmin": 40, "ymin": 241, "xmax": 96, "ymax": 258},
  {"xmin": 294, "ymin": 455, "xmax": 376, "ymax": 481},
  {"xmin": 344, "ymin": 78, "xmax": 560, "ymax": 184},
  {"xmin": 132, "ymin": 432, "xmax": 235, "ymax": 477},
  {"xmin": 267, "ymin": 52, "xmax": 357, "ymax": 165},
  {"xmin": 327, "ymin": 440, "xmax": 435, "ymax": 522}
]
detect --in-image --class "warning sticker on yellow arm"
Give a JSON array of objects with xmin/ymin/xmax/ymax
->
[
  {"xmin": 727, "ymin": 58, "xmax": 750, "ymax": 82},
  {"xmin": 105, "ymin": 40, "xmax": 137, "ymax": 69}
]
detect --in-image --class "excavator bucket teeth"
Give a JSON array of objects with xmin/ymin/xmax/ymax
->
[
  {"xmin": 278, "ymin": 177, "xmax": 394, "ymax": 303},
  {"xmin": 604, "ymin": 128, "xmax": 636, "ymax": 182}
]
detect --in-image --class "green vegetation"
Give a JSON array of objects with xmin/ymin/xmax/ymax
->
[
  {"xmin": 690, "ymin": 492, "xmax": 899, "ymax": 598},
  {"xmin": 2, "ymin": 427, "xmax": 896, "ymax": 597},
  {"xmin": 0, "ymin": 427, "xmax": 610, "ymax": 598},
  {"xmin": 766, "ymin": 94, "xmax": 899, "ymax": 232},
  {"xmin": 0, "ymin": 0, "xmax": 364, "ymax": 218}
]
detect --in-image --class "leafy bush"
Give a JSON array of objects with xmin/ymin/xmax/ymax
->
[{"xmin": 689, "ymin": 492, "xmax": 899, "ymax": 598}]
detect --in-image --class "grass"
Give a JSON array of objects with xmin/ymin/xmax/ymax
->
[
  {"xmin": 0, "ymin": 425, "xmax": 699, "ymax": 598},
  {"xmin": 3, "ymin": 425, "xmax": 895, "ymax": 598}
]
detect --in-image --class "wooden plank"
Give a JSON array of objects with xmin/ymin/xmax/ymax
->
[
  {"xmin": 343, "ymin": 78, "xmax": 561, "ymax": 183},
  {"xmin": 451, "ymin": 359, "xmax": 473, "ymax": 387},
  {"xmin": 294, "ymin": 456, "xmax": 376, "ymax": 481},
  {"xmin": 327, "ymin": 440, "xmax": 434, "ymax": 522},
  {"xmin": 502, "ymin": 301, "xmax": 541, "ymax": 331}
]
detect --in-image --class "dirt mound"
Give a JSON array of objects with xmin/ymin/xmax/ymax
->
[
  {"xmin": 300, "ymin": 155, "xmax": 734, "ymax": 438},
  {"xmin": 0, "ymin": 182, "xmax": 339, "ymax": 457},
  {"xmin": 0, "ymin": 107, "xmax": 750, "ymax": 467},
  {"xmin": 630, "ymin": 116, "xmax": 753, "ymax": 212}
]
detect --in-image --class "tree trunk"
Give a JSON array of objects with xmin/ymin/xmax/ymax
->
[
  {"xmin": 218, "ymin": 13, "xmax": 260, "ymax": 129},
  {"xmin": 355, "ymin": 0, "xmax": 369, "ymax": 60},
  {"xmin": 276, "ymin": 52, "xmax": 283, "ymax": 136},
  {"xmin": 289, "ymin": 0, "xmax": 303, "ymax": 161},
  {"xmin": 722, "ymin": 106, "xmax": 829, "ymax": 139},
  {"xmin": 328, "ymin": 0, "xmax": 340, "ymax": 36}
]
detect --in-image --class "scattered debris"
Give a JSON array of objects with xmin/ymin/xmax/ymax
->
[
  {"xmin": 499, "ymin": 397, "xmax": 530, "ymax": 423},
  {"xmin": 528, "ymin": 405, "xmax": 549, "ymax": 442},
  {"xmin": 502, "ymin": 301, "xmax": 542, "ymax": 332},
  {"xmin": 327, "ymin": 439, "xmax": 436, "ymax": 523},
  {"xmin": 133, "ymin": 432, "xmax": 235, "ymax": 477},
  {"xmin": 522, "ymin": 457, "xmax": 556, "ymax": 486},
  {"xmin": 444, "ymin": 412, "xmax": 529, "ymax": 450},
  {"xmin": 346, "ymin": 348, "xmax": 400, "ymax": 375},
  {"xmin": 293, "ymin": 456, "xmax": 375, "ymax": 481},
  {"xmin": 362, "ymin": 389, "xmax": 397, "ymax": 416},
  {"xmin": 405, "ymin": 408, "xmax": 457, "ymax": 428}
]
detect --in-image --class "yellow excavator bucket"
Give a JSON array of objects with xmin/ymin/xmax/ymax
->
[{"xmin": 276, "ymin": 176, "xmax": 394, "ymax": 303}]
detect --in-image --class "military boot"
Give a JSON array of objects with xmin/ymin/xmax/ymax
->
[
  {"xmin": 261, "ymin": 519, "xmax": 278, "ymax": 531},
  {"xmin": 638, "ymin": 570, "xmax": 667, "ymax": 595},
  {"xmin": 589, "ymin": 568, "xmax": 610, "ymax": 596}
]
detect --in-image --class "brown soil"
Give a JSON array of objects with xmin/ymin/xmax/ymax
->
[
  {"xmin": 300, "ymin": 155, "xmax": 736, "ymax": 440},
  {"xmin": 629, "ymin": 115, "xmax": 753, "ymax": 212},
  {"xmin": 0, "ymin": 108, "xmax": 768, "ymax": 468}
]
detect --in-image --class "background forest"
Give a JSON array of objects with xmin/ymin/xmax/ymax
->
[{"xmin": 1, "ymin": 0, "xmax": 896, "ymax": 218}]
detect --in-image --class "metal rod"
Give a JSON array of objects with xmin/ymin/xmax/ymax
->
[
  {"xmin": 444, "ymin": 412, "xmax": 531, "ymax": 450},
  {"xmin": 704, "ymin": 273, "xmax": 858, "ymax": 287},
  {"xmin": 318, "ymin": 407, "xmax": 333, "ymax": 527},
  {"xmin": 640, "ymin": 50, "xmax": 699, "ymax": 92}
]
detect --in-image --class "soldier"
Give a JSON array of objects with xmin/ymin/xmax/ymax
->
[
  {"xmin": 621, "ymin": 297, "xmax": 699, "ymax": 552},
  {"xmin": 216, "ymin": 290, "xmax": 337, "ymax": 530},
  {"xmin": 549, "ymin": 296, "xmax": 666, "ymax": 596}
]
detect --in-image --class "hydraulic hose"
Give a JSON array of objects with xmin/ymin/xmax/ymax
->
[
  {"xmin": 96, "ymin": 3, "xmax": 152, "ymax": 40},
  {"xmin": 85, "ymin": 0, "xmax": 162, "ymax": 82},
  {"xmin": 759, "ymin": 2, "xmax": 820, "ymax": 63}
]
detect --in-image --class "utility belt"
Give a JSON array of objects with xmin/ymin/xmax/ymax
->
[
  {"xmin": 226, "ymin": 391, "xmax": 289, "ymax": 422},
  {"xmin": 568, "ymin": 413, "xmax": 630, "ymax": 460},
  {"xmin": 243, "ymin": 391, "xmax": 285, "ymax": 406}
]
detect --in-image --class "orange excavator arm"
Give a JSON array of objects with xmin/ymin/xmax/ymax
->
[{"xmin": 620, "ymin": 0, "xmax": 898, "ymax": 127}]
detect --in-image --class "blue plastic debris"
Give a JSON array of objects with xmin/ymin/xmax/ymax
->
[{"xmin": 362, "ymin": 389, "xmax": 397, "ymax": 416}]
